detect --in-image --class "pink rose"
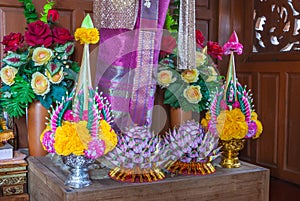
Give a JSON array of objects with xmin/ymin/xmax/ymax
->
[
  {"xmin": 47, "ymin": 9, "xmax": 59, "ymax": 22},
  {"xmin": 25, "ymin": 20, "xmax": 52, "ymax": 47},
  {"xmin": 52, "ymin": 27, "xmax": 74, "ymax": 44},
  {"xmin": 1, "ymin": 32, "xmax": 24, "ymax": 53}
]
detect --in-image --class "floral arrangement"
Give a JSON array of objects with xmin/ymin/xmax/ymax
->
[
  {"xmin": 167, "ymin": 120, "xmax": 220, "ymax": 175},
  {"xmin": 105, "ymin": 126, "xmax": 174, "ymax": 183},
  {"xmin": 157, "ymin": 29, "xmax": 223, "ymax": 112},
  {"xmin": 40, "ymin": 88, "xmax": 117, "ymax": 159},
  {"xmin": 201, "ymin": 31, "xmax": 263, "ymax": 141},
  {"xmin": 0, "ymin": 0, "xmax": 80, "ymax": 118},
  {"xmin": 40, "ymin": 14, "xmax": 117, "ymax": 159}
]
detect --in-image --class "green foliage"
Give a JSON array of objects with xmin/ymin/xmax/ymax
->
[
  {"xmin": 0, "ymin": 76, "xmax": 35, "ymax": 118},
  {"xmin": 2, "ymin": 52, "xmax": 27, "ymax": 67},
  {"xmin": 18, "ymin": 0, "xmax": 39, "ymax": 24},
  {"xmin": 40, "ymin": 1, "xmax": 55, "ymax": 23}
]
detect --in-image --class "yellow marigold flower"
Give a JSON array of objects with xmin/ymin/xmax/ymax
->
[
  {"xmin": 252, "ymin": 119, "xmax": 263, "ymax": 139},
  {"xmin": 251, "ymin": 111, "xmax": 258, "ymax": 120},
  {"xmin": 76, "ymin": 121, "xmax": 92, "ymax": 146},
  {"xmin": 54, "ymin": 121, "xmax": 89, "ymax": 156},
  {"xmin": 32, "ymin": 47, "xmax": 53, "ymax": 66},
  {"xmin": 181, "ymin": 69, "xmax": 199, "ymax": 83},
  {"xmin": 201, "ymin": 111, "xmax": 211, "ymax": 128},
  {"xmin": 157, "ymin": 70, "xmax": 176, "ymax": 87},
  {"xmin": 183, "ymin": 85, "xmax": 202, "ymax": 104},
  {"xmin": 99, "ymin": 120, "xmax": 117, "ymax": 154},
  {"xmin": 45, "ymin": 68, "xmax": 64, "ymax": 84},
  {"xmin": 217, "ymin": 109, "xmax": 248, "ymax": 140},
  {"xmin": 31, "ymin": 72, "xmax": 50, "ymax": 96},
  {"xmin": 75, "ymin": 27, "xmax": 99, "ymax": 44},
  {"xmin": 0, "ymin": 66, "xmax": 18, "ymax": 86}
]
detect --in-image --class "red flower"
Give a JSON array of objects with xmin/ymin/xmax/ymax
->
[
  {"xmin": 25, "ymin": 20, "xmax": 52, "ymax": 47},
  {"xmin": 52, "ymin": 27, "xmax": 74, "ymax": 44},
  {"xmin": 207, "ymin": 41, "xmax": 224, "ymax": 60},
  {"xmin": 47, "ymin": 9, "xmax": 59, "ymax": 22},
  {"xmin": 195, "ymin": 30, "xmax": 205, "ymax": 48},
  {"xmin": 1, "ymin": 32, "xmax": 24, "ymax": 53},
  {"xmin": 160, "ymin": 35, "xmax": 177, "ymax": 58}
]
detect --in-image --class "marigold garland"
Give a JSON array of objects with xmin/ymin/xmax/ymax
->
[
  {"xmin": 74, "ymin": 28, "xmax": 99, "ymax": 44},
  {"xmin": 99, "ymin": 120, "xmax": 117, "ymax": 154},
  {"xmin": 216, "ymin": 109, "xmax": 248, "ymax": 141}
]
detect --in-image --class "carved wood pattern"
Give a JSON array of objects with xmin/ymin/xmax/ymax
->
[{"xmin": 254, "ymin": 0, "xmax": 300, "ymax": 52}]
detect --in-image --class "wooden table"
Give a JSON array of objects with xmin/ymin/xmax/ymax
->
[{"xmin": 28, "ymin": 157, "xmax": 270, "ymax": 201}]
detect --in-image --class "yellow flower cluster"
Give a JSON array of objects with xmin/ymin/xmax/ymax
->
[
  {"xmin": 74, "ymin": 28, "xmax": 100, "ymax": 44},
  {"xmin": 201, "ymin": 111, "xmax": 211, "ymax": 129},
  {"xmin": 54, "ymin": 121, "xmax": 91, "ymax": 156},
  {"xmin": 216, "ymin": 108, "xmax": 248, "ymax": 141},
  {"xmin": 251, "ymin": 111, "xmax": 263, "ymax": 139},
  {"xmin": 99, "ymin": 120, "xmax": 117, "ymax": 154}
]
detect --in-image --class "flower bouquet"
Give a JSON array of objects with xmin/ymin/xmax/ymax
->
[
  {"xmin": 0, "ymin": 0, "xmax": 80, "ymax": 118},
  {"xmin": 158, "ymin": 29, "xmax": 223, "ymax": 113},
  {"xmin": 202, "ymin": 31, "xmax": 263, "ymax": 168},
  {"xmin": 40, "ymin": 14, "xmax": 117, "ymax": 188}
]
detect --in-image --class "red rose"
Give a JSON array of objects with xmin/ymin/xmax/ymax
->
[
  {"xmin": 207, "ymin": 41, "xmax": 224, "ymax": 60},
  {"xmin": 52, "ymin": 27, "xmax": 74, "ymax": 44},
  {"xmin": 47, "ymin": 9, "xmax": 59, "ymax": 22},
  {"xmin": 160, "ymin": 35, "xmax": 177, "ymax": 58},
  {"xmin": 1, "ymin": 32, "xmax": 24, "ymax": 53},
  {"xmin": 25, "ymin": 20, "xmax": 52, "ymax": 47},
  {"xmin": 195, "ymin": 30, "xmax": 205, "ymax": 48}
]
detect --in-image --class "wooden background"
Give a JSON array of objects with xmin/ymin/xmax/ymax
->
[{"xmin": 0, "ymin": 0, "xmax": 299, "ymax": 185}]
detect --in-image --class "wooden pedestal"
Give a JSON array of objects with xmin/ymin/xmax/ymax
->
[{"xmin": 28, "ymin": 157, "xmax": 270, "ymax": 201}]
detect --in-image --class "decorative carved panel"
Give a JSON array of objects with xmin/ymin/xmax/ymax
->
[{"xmin": 254, "ymin": 0, "xmax": 300, "ymax": 53}]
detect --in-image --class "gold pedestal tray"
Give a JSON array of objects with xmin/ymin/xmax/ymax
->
[
  {"xmin": 219, "ymin": 138, "xmax": 246, "ymax": 168},
  {"xmin": 109, "ymin": 167, "xmax": 165, "ymax": 183},
  {"xmin": 167, "ymin": 160, "xmax": 216, "ymax": 175}
]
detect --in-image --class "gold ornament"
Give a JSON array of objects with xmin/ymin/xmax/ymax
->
[{"xmin": 219, "ymin": 138, "xmax": 246, "ymax": 168}]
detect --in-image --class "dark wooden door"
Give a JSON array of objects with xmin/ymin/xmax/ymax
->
[
  {"xmin": 0, "ymin": 0, "xmax": 93, "ymax": 148},
  {"xmin": 218, "ymin": 0, "xmax": 300, "ymax": 185}
]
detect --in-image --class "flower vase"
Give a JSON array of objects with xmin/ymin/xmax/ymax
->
[
  {"xmin": 170, "ymin": 107, "xmax": 192, "ymax": 129},
  {"xmin": 27, "ymin": 100, "xmax": 48, "ymax": 156},
  {"xmin": 62, "ymin": 154, "xmax": 94, "ymax": 188},
  {"xmin": 219, "ymin": 138, "xmax": 246, "ymax": 168}
]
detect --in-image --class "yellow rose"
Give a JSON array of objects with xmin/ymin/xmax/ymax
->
[
  {"xmin": 31, "ymin": 72, "xmax": 50, "ymax": 96},
  {"xmin": 0, "ymin": 66, "xmax": 18, "ymax": 86},
  {"xmin": 183, "ymin": 85, "xmax": 202, "ymax": 104},
  {"xmin": 157, "ymin": 70, "xmax": 176, "ymax": 87},
  {"xmin": 32, "ymin": 47, "xmax": 53, "ymax": 66},
  {"xmin": 206, "ymin": 66, "xmax": 218, "ymax": 82},
  {"xmin": 181, "ymin": 69, "xmax": 199, "ymax": 83},
  {"xmin": 196, "ymin": 51, "xmax": 207, "ymax": 67},
  {"xmin": 45, "ymin": 68, "xmax": 64, "ymax": 84}
]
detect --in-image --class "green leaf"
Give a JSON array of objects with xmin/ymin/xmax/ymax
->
[
  {"xmin": 51, "ymin": 85, "xmax": 66, "ymax": 102},
  {"xmin": 36, "ymin": 95, "xmax": 52, "ymax": 109},
  {"xmin": 0, "ymin": 77, "xmax": 34, "ymax": 118},
  {"xmin": 46, "ymin": 61, "xmax": 62, "ymax": 76},
  {"xmin": 3, "ymin": 52, "xmax": 27, "ymax": 67},
  {"xmin": 54, "ymin": 42, "xmax": 75, "ymax": 55}
]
